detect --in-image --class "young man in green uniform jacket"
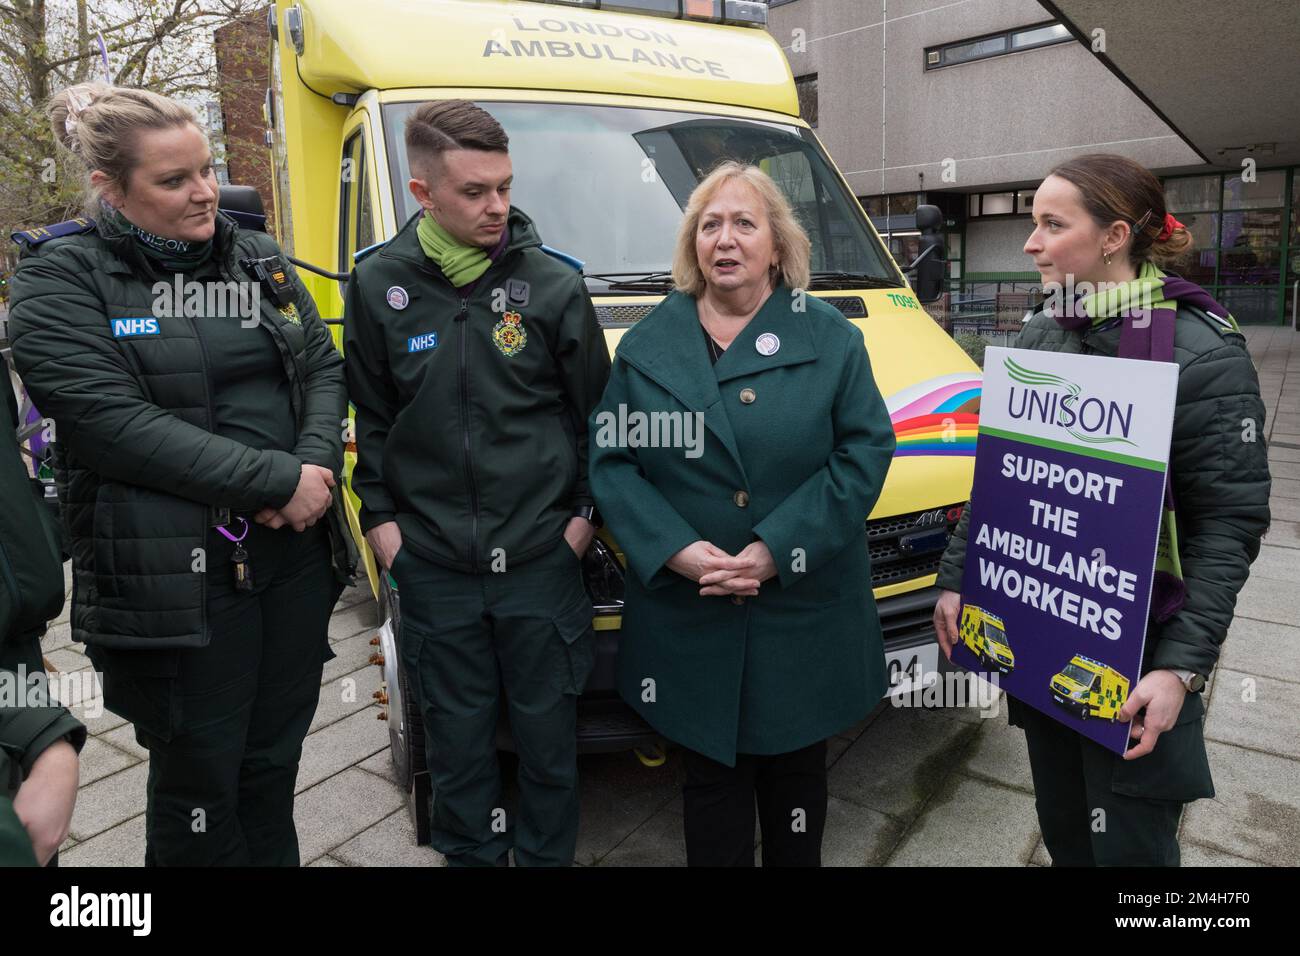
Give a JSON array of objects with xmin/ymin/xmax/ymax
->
[{"xmin": 344, "ymin": 101, "xmax": 609, "ymax": 866}]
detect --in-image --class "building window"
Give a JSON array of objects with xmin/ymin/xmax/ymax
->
[
  {"xmin": 1164, "ymin": 168, "xmax": 1295, "ymax": 324},
  {"xmin": 795, "ymin": 73, "xmax": 818, "ymax": 128},
  {"xmin": 968, "ymin": 189, "xmax": 1033, "ymax": 218},
  {"xmin": 925, "ymin": 22, "xmax": 1070, "ymax": 70}
]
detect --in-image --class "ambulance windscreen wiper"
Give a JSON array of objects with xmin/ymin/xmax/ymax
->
[
  {"xmin": 586, "ymin": 272, "xmax": 675, "ymax": 292},
  {"xmin": 808, "ymin": 271, "xmax": 901, "ymax": 290}
]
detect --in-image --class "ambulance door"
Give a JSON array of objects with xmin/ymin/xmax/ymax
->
[{"xmin": 338, "ymin": 111, "xmax": 380, "ymax": 298}]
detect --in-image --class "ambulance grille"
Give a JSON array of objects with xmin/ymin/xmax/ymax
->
[
  {"xmin": 594, "ymin": 304, "xmax": 657, "ymax": 328},
  {"xmin": 822, "ymin": 296, "xmax": 868, "ymax": 318},
  {"xmin": 867, "ymin": 504, "xmax": 965, "ymax": 587}
]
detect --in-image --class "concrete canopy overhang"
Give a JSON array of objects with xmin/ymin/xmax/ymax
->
[{"xmin": 1041, "ymin": 0, "xmax": 1300, "ymax": 169}]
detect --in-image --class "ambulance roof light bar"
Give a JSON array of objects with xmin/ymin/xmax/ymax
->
[{"xmin": 531, "ymin": 0, "xmax": 769, "ymax": 28}]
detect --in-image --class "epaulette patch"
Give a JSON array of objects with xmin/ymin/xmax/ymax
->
[
  {"xmin": 10, "ymin": 217, "xmax": 96, "ymax": 247},
  {"xmin": 353, "ymin": 241, "xmax": 387, "ymax": 264},
  {"xmin": 540, "ymin": 244, "xmax": 584, "ymax": 272}
]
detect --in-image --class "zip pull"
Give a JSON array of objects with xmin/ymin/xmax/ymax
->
[{"xmin": 455, "ymin": 298, "xmax": 469, "ymax": 322}]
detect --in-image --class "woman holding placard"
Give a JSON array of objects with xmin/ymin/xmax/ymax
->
[{"xmin": 932, "ymin": 154, "xmax": 1271, "ymax": 866}]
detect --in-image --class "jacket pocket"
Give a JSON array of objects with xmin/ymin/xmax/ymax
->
[
  {"xmin": 553, "ymin": 600, "xmax": 595, "ymax": 696},
  {"xmin": 1109, "ymin": 691, "xmax": 1213, "ymax": 802}
]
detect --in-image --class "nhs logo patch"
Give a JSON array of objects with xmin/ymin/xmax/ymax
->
[
  {"xmin": 407, "ymin": 331, "xmax": 439, "ymax": 353},
  {"xmin": 112, "ymin": 317, "xmax": 160, "ymax": 338}
]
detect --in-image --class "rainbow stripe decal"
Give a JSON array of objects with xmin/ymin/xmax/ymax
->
[{"xmin": 885, "ymin": 373, "xmax": 982, "ymax": 456}]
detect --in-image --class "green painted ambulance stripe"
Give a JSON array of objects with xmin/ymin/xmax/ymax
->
[{"xmin": 978, "ymin": 425, "xmax": 1167, "ymax": 472}]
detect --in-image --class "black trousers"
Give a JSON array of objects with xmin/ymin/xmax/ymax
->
[
  {"xmin": 1019, "ymin": 702, "xmax": 1184, "ymax": 866},
  {"xmin": 681, "ymin": 739, "xmax": 827, "ymax": 867},
  {"xmin": 89, "ymin": 522, "xmax": 337, "ymax": 866}
]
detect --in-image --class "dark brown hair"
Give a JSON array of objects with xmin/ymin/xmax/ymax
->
[
  {"xmin": 1047, "ymin": 153, "xmax": 1193, "ymax": 267},
  {"xmin": 404, "ymin": 100, "xmax": 508, "ymax": 181}
]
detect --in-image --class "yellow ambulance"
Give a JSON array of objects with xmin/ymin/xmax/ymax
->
[
  {"xmin": 234, "ymin": 0, "xmax": 982, "ymax": 834},
  {"xmin": 1050, "ymin": 655, "xmax": 1130, "ymax": 721},
  {"xmin": 959, "ymin": 604, "xmax": 1015, "ymax": 674}
]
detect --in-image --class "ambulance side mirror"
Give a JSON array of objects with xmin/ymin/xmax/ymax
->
[{"xmin": 906, "ymin": 204, "xmax": 947, "ymax": 304}]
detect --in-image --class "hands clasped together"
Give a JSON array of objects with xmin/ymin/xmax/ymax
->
[
  {"xmin": 253, "ymin": 463, "xmax": 336, "ymax": 532},
  {"xmin": 667, "ymin": 539, "xmax": 778, "ymax": 597}
]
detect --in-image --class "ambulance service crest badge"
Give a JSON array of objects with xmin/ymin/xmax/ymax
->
[{"xmin": 492, "ymin": 310, "xmax": 528, "ymax": 357}]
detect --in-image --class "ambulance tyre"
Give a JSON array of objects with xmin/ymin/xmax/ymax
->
[{"xmin": 376, "ymin": 570, "xmax": 427, "ymax": 793}]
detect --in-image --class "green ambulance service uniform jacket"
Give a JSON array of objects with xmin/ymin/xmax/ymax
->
[
  {"xmin": 589, "ymin": 288, "xmax": 897, "ymax": 767},
  {"xmin": 936, "ymin": 305, "xmax": 1271, "ymax": 801},
  {"xmin": 344, "ymin": 208, "xmax": 610, "ymax": 571},
  {"xmin": 7, "ymin": 213, "xmax": 354, "ymax": 650}
]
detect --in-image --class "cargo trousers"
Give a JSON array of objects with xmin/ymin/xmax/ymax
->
[
  {"xmin": 87, "ymin": 522, "xmax": 338, "ymax": 866},
  {"xmin": 1014, "ymin": 694, "xmax": 1212, "ymax": 867},
  {"xmin": 390, "ymin": 539, "xmax": 595, "ymax": 867}
]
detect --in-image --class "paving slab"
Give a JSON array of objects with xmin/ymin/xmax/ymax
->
[
  {"xmin": 822, "ymin": 795, "xmax": 905, "ymax": 867},
  {"xmin": 828, "ymin": 704, "xmax": 979, "ymax": 822},
  {"xmin": 332, "ymin": 808, "xmax": 446, "ymax": 867},
  {"xmin": 1248, "ymin": 544, "xmax": 1300, "ymax": 583},
  {"xmin": 886, "ymin": 773, "xmax": 1040, "ymax": 866},
  {"xmin": 1262, "ymin": 520, "xmax": 1300, "ymax": 550},
  {"xmin": 43, "ymin": 646, "xmax": 93, "ymax": 675},
  {"xmin": 1030, "ymin": 837, "xmax": 1050, "ymax": 867},
  {"xmin": 1268, "ymin": 444, "xmax": 1300, "ymax": 464},
  {"xmin": 1180, "ymin": 741, "xmax": 1300, "ymax": 866},
  {"xmin": 576, "ymin": 749, "xmax": 680, "ymax": 865},
  {"xmin": 1220, "ymin": 617, "xmax": 1300, "ymax": 685},
  {"xmin": 69, "ymin": 762, "xmax": 150, "ymax": 841},
  {"xmin": 322, "ymin": 630, "xmax": 382, "ymax": 686},
  {"xmin": 100, "ymin": 724, "xmax": 150, "ymax": 761},
  {"xmin": 1204, "ymin": 668, "xmax": 1300, "ymax": 760},
  {"xmin": 357, "ymin": 748, "xmax": 402, "ymax": 787},
  {"xmin": 295, "ymin": 705, "xmax": 391, "ymax": 794},
  {"xmin": 597, "ymin": 806, "xmax": 687, "ymax": 867},
  {"xmin": 294, "ymin": 767, "xmax": 405, "ymax": 864},
  {"xmin": 310, "ymin": 665, "xmax": 382, "ymax": 734},
  {"xmin": 1272, "ymin": 477, "xmax": 1300, "ymax": 499},
  {"xmin": 960, "ymin": 707, "xmax": 1034, "ymax": 794},
  {"xmin": 1234, "ymin": 573, "xmax": 1300, "ymax": 628},
  {"xmin": 60, "ymin": 814, "xmax": 146, "ymax": 868},
  {"xmin": 1268, "ymin": 459, "xmax": 1300, "ymax": 480},
  {"xmin": 77, "ymin": 736, "xmax": 141, "ymax": 786},
  {"xmin": 1180, "ymin": 842, "xmax": 1260, "ymax": 866},
  {"xmin": 40, "ymin": 621, "xmax": 74, "ymax": 653},
  {"xmin": 1268, "ymin": 496, "xmax": 1300, "ymax": 522},
  {"xmin": 328, "ymin": 598, "xmax": 377, "ymax": 644}
]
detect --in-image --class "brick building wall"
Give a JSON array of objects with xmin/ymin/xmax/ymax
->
[{"xmin": 214, "ymin": 7, "xmax": 275, "ymax": 224}]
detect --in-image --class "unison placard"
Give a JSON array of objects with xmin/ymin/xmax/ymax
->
[{"xmin": 954, "ymin": 347, "xmax": 1177, "ymax": 754}]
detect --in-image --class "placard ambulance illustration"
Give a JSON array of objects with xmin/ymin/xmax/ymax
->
[
  {"xmin": 1049, "ymin": 655, "xmax": 1130, "ymax": 721},
  {"xmin": 959, "ymin": 604, "xmax": 1015, "ymax": 674}
]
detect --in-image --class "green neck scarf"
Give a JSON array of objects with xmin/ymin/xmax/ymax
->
[
  {"xmin": 417, "ymin": 213, "xmax": 494, "ymax": 287},
  {"xmin": 103, "ymin": 206, "xmax": 213, "ymax": 272}
]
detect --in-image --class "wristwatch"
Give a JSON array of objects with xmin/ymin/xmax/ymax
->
[
  {"xmin": 1168, "ymin": 668, "xmax": 1206, "ymax": 693},
  {"xmin": 572, "ymin": 505, "xmax": 602, "ymax": 528}
]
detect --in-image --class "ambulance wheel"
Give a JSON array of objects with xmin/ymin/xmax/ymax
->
[{"xmin": 376, "ymin": 570, "xmax": 427, "ymax": 793}]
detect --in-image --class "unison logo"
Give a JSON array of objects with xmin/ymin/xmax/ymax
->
[{"xmin": 1004, "ymin": 357, "xmax": 1136, "ymax": 447}]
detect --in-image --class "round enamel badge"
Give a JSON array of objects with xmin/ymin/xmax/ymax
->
[
  {"xmin": 386, "ymin": 286, "xmax": 409, "ymax": 310},
  {"xmin": 492, "ymin": 311, "xmax": 528, "ymax": 357},
  {"xmin": 755, "ymin": 332, "xmax": 781, "ymax": 356}
]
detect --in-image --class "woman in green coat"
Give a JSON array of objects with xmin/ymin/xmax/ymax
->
[{"xmin": 589, "ymin": 162, "xmax": 897, "ymax": 866}]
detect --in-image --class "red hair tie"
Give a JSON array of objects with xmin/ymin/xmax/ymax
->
[{"xmin": 1156, "ymin": 213, "xmax": 1185, "ymax": 242}]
